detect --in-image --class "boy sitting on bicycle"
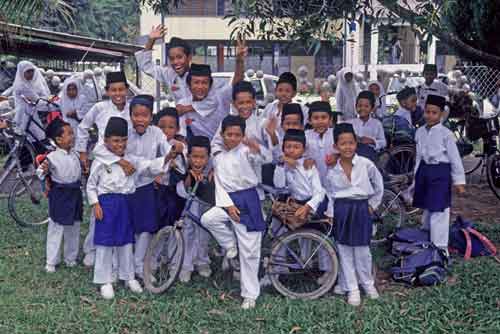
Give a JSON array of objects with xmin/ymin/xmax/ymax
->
[
  {"xmin": 200, "ymin": 115, "xmax": 270, "ymax": 310},
  {"xmin": 175, "ymin": 135, "xmax": 215, "ymax": 283},
  {"xmin": 36, "ymin": 118, "xmax": 83, "ymax": 273}
]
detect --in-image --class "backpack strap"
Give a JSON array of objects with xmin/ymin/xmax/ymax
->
[
  {"xmin": 461, "ymin": 228, "xmax": 472, "ymax": 260},
  {"xmin": 466, "ymin": 227, "xmax": 497, "ymax": 256}
]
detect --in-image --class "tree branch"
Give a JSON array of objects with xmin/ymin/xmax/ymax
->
[{"xmin": 377, "ymin": 0, "xmax": 500, "ymax": 69}]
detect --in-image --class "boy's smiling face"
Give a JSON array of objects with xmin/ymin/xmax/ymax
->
[
  {"xmin": 158, "ymin": 115, "xmax": 179, "ymax": 141},
  {"xmin": 283, "ymin": 140, "xmax": 304, "ymax": 160},
  {"xmin": 222, "ymin": 125, "xmax": 244, "ymax": 150},
  {"xmin": 275, "ymin": 83, "xmax": 296, "ymax": 104},
  {"xmin": 309, "ymin": 112, "xmax": 331, "ymax": 134},
  {"xmin": 233, "ymin": 92, "xmax": 256, "ymax": 120},
  {"xmin": 130, "ymin": 105, "xmax": 152, "ymax": 135},
  {"xmin": 356, "ymin": 98, "xmax": 373, "ymax": 120},
  {"xmin": 401, "ymin": 95, "xmax": 418, "ymax": 112},
  {"xmin": 190, "ymin": 76, "xmax": 211, "ymax": 101},
  {"xmin": 105, "ymin": 136, "xmax": 128, "ymax": 157},
  {"xmin": 106, "ymin": 82, "xmax": 128, "ymax": 107},
  {"xmin": 335, "ymin": 133, "xmax": 357, "ymax": 160},
  {"xmin": 168, "ymin": 47, "xmax": 191, "ymax": 76}
]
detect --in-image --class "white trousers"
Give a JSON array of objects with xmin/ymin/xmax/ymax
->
[
  {"xmin": 201, "ymin": 207, "xmax": 262, "ymax": 300},
  {"xmin": 134, "ymin": 232, "xmax": 152, "ymax": 277},
  {"xmin": 93, "ymin": 244, "xmax": 134, "ymax": 284},
  {"xmin": 181, "ymin": 201, "xmax": 211, "ymax": 272},
  {"xmin": 421, "ymin": 208, "xmax": 450, "ymax": 249},
  {"xmin": 46, "ymin": 220, "xmax": 80, "ymax": 266},
  {"xmin": 83, "ymin": 211, "xmax": 95, "ymax": 255},
  {"xmin": 336, "ymin": 244, "xmax": 375, "ymax": 293}
]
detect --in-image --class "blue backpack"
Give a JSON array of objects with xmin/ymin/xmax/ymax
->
[
  {"xmin": 449, "ymin": 216, "xmax": 497, "ymax": 260},
  {"xmin": 389, "ymin": 228, "xmax": 449, "ymax": 286}
]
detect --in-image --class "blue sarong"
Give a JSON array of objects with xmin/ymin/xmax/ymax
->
[
  {"xmin": 155, "ymin": 184, "xmax": 186, "ymax": 228},
  {"xmin": 413, "ymin": 162, "xmax": 451, "ymax": 212},
  {"xmin": 94, "ymin": 193, "xmax": 134, "ymax": 247},
  {"xmin": 128, "ymin": 183, "xmax": 159, "ymax": 234},
  {"xmin": 48, "ymin": 181, "xmax": 83, "ymax": 226},
  {"xmin": 334, "ymin": 198, "xmax": 372, "ymax": 246},
  {"xmin": 228, "ymin": 187, "xmax": 266, "ymax": 232}
]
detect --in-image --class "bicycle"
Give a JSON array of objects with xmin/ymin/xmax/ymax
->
[
  {"xmin": 143, "ymin": 181, "xmax": 339, "ymax": 300},
  {"xmin": 5, "ymin": 97, "xmax": 59, "ymax": 227}
]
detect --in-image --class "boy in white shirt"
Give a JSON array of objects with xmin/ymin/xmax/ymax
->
[
  {"xmin": 349, "ymin": 91, "xmax": 386, "ymax": 161},
  {"xmin": 87, "ymin": 117, "xmax": 173, "ymax": 299},
  {"xmin": 200, "ymin": 115, "xmax": 269, "ymax": 309},
  {"xmin": 325, "ymin": 123, "xmax": 384, "ymax": 306}
]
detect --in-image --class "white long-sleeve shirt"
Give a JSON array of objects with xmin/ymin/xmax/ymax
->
[
  {"xmin": 92, "ymin": 125, "xmax": 172, "ymax": 188},
  {"xmin": 135, "ymin": 49, "xmax": 191, "ymax": 102},
  {"xmin": 394, "ymin": 106, "xmax": 413, "ymax": 127},
  {"xmin": 417, "ymin": 81, "xmax": 449, "ymax": 108},
  {"xmin": 178, "ymin": 83, "xmax": 232, "ymax": 139},
  {"xmin": 213, "ymin": 143, "xmax": 269, "ymax": 207},
  {"xmin": 76, "ymin": 100, "xmax": 131, "ymax": 152},
  {"xmin": 325, "ymin": 154, "xmax": 384, "ymax": 215},
  {"xmin": 414, "ymin": 123, "xmax": 465, "ymax": 185},
  {"xmin": 273, "ymin": 159, "xmax": 326, "ymax": 213},
  {"xmin": 305, "ymin": 128, "xmax": 337, "ymax": 186},
  {"xmin": 348, "ymin": 117, "xmax": 387, "ymax": 151},
  {"xmin": 36, "ymin": 147, "xmax": 81, "ymax": 184},
  {"xmin": 86, "ymin": 152, "xmax": 168, "ymax": 205},
  {"xmin": 263, "ymin": 100, "xmax": 309, "ymax": 128}
]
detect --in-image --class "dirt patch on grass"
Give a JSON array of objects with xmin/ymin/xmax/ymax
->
[{"xmin": 452, "ymin": 183, "xmax": 500, "ymax": 224}]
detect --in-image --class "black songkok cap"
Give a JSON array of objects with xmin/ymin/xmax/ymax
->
[
  {"xmin": 283, "ymin": 129, "xmax": 306, "ymax": 146},
  {"xmin": 104, "ymin": 117, "xmax": 128, "ymax": 138},
  {"xmin": 277, "ymin": 72, "xmax": 297, "ymax": 91},
  {"xmin": 106, "ymin": 71, "xmax": 127, "ymax": 86},
  {"xmin": 333, "ymin": 122, "xmax": 355, "ymax": 142}
]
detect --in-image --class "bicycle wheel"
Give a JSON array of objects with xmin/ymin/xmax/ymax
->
[
  {"xmin": 486, "ymin": 154, "xmax": 500, "ymax": 200},
  {"xmin": 0, "ymin": 144, "xmax": 36, "ymax": 199},
  {"xmin": 371, "ymin": 189, "xmax": 406, "ymax": 244},
  {"xmin": 8, "ymin": 177, "xmax": 48, "ymax": 227},
  {"xmin": 268, "ymin": 228, "xmax": 338, "ymax": 299},
  {"xmin": 384, "ymin": 145, "xmax": 416, "ymax": 177},
  {"xmin": 143, "ymin": 225, "xmax": 184, "ymax": 294}
]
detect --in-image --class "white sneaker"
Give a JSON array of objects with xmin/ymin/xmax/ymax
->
[
  {"xmin": 100, "ymin": 283, "xmax": 114, "ymax": 300},
  {"xmin": 241, "ymin": 298, "xmax": 256, "ymax": 310},
  {"xmin": 45, "ymin": 264, "xmax": 56, "ymax": 273},
  {"xmin": 83, "ymin": 252, "xmax": 95, "ymax": 267},
  {"xmin": 65, "ymin": 260, "xmax": 77, "ymax": 267},
  {"xmin": 197, "ymin": 264, "xmax": 212, "ymax": 278},
  {"xmin": 317, "ymin": 272, "xmax": 330, "ymax": 285},
  {"xmin": 259, "ymin": 274, "xmax": 272, "ymax": 287},
  {"xmin": 364, "ymin": 286, "xmax": 380, "ymax": 300},
  {"xmin": 179, "ymin": 270, "xmax": 192, "ymax": 283},
  {"xmin": 126, "ymin": 279, "xmax": 143, "ymax": 293},
  {"xmin": 226, "ymin": 246, "xmax": 238, "ymax": 259},
  {"xmin": 347, "ymin": 291, "xmax": 361, "ymax": 306},
  {"xmin": 333, "ymin": 285, "xmax": 345, "ymax": 295}
]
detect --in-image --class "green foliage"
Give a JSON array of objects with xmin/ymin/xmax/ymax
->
[{"xmin": 0, "ymin": 204, "xmax": 499, "ymax": 333}]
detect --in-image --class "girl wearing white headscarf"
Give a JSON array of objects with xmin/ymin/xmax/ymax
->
[
  {"xmin": 335, "ymin": 68, "xmax": 359, "ymax": 121},
  {"xmin": 12, "ymin": 61, "xmax": 50, "ymax": 141},
  {"xmin": 58, "ymin": 76, "xmax": 88, "ymax": 132},
  {"xmin": 368, "ymin": 81, "xmax": 387, "ymax": 119}
]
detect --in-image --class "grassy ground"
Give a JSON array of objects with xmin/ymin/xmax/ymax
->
[{"xmin": 1, "ymin": 204, "xmax": 500, "ymax": 334}]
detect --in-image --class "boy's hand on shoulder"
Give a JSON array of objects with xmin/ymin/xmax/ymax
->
[
  {"xmin": 360, "ymin": 136, "xmax": 375, "ymax": 145},
  {"xmin": 171, "ymin": 139, "xmax": 185, "ymax": 154},
  {"xmin": 454, "ymin": 184, "xmax": 466, "ymax": 195},
  {"xmin": 303, "ymin": 158, "xmax": 315, "ymax": 170},
  {"xmin": 94, "ymin": 203, "xmax": 103, "ymax": 220},
  {"xmin": 118, "ymin": 159, "xmax": 136, "ymax": 176},
  {"xmin": 295, "ymin": 205, "xmax": 311, "ymax": 220},
  {"xmin": 243, "ymin": 137, "xmax": 261, "ymax": 154},
  {"xmin": 227, "ymin": 205, "xmax": 241, "ymax": 222},
  {"xmin": 325, "ymin": 153, "xmax": 338, "ymax": 167},
  {"xmin": 176, "ymin": 104, "xmax": 194, "ymax": 116}
]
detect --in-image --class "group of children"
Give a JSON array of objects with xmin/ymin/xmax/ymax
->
[{"xmin": 30, "ymin": 25, "xmax": 465, "ymax": 309}]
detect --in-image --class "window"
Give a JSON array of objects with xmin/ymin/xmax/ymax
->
[{"xmin": 171, "ymin": 0, "xmax": 217, "ymax": 16}]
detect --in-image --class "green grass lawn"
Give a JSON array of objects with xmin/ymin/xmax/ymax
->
[{"xmin": 1, "ymin": 205, "xmax": 500, "ymax": 334}]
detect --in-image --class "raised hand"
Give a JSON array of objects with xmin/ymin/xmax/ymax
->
[
  {"xmin": 235, "ymin": 38, "xmax": 248, "ymax": 59},
  {"xmin": 149, "ymin": 24, "xmax": 168, "ymax": 41},
  {"xmin": 243, "ymin": 137, "xmax": 260, "ymax": 154}
]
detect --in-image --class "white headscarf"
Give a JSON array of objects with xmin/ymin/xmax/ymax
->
[
  {"xmin": 58, "ymin": 76, "xmax": 87, "ymax": 129},
  {"xmin": 368, "ymin": 80, "xmax": 387, "ymax": 118},
  {"xmin": 335, "ymin": 67, "xmax": 359, "ymax": 120},
  {"xmin": 12, "ymin": 61, "xmax": 50, "ymax": 106}
]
